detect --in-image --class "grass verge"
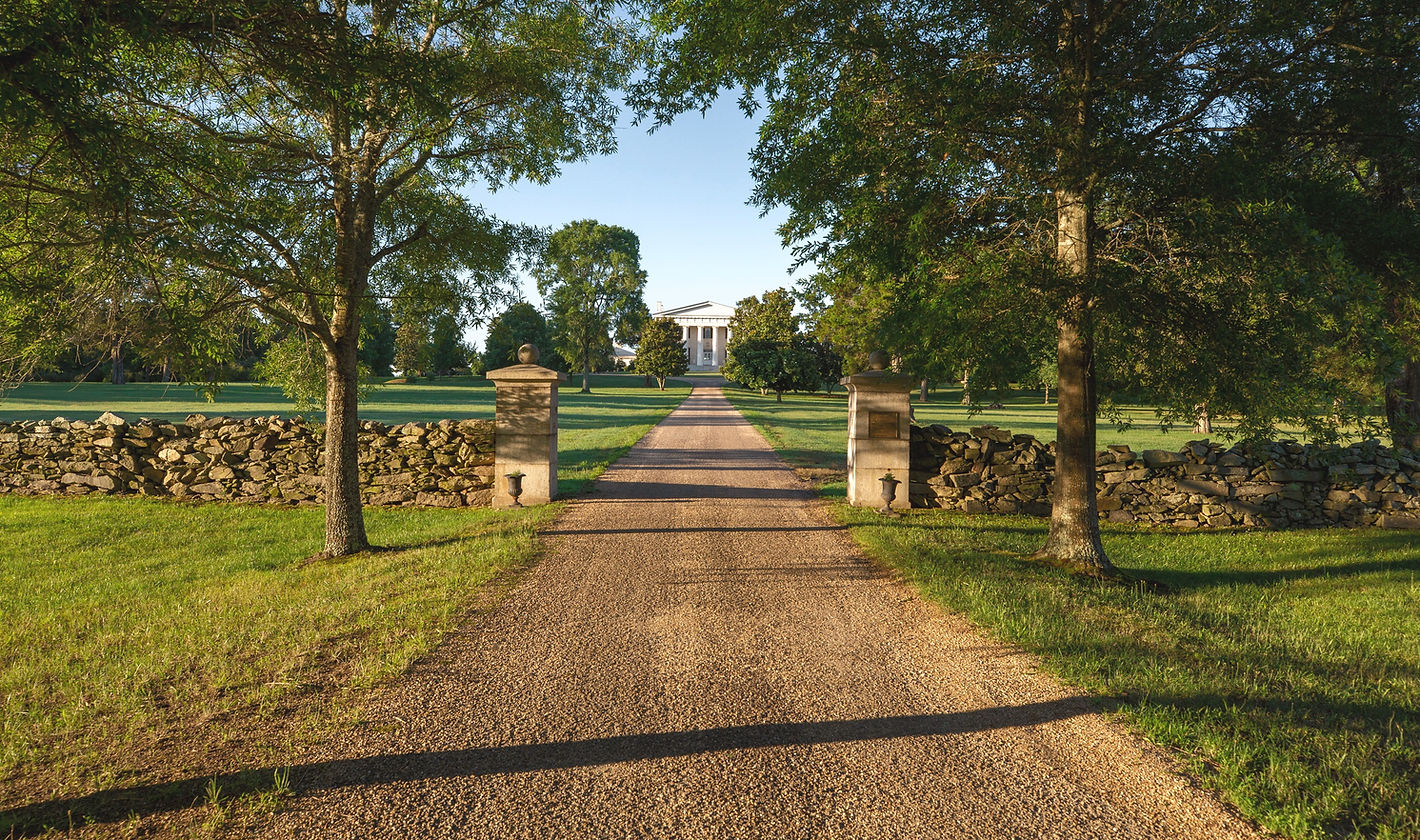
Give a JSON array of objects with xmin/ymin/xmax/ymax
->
[
  {"xmin": 0, "ymin": 375, "xmax": 690, "ymax": 836},
  {"xmin": 0, "ymin": 497, "xmax": 558, "ymax": 835},
  {"xmin": 726, "ymin": 386, "xmax": 1420, "ymax": 840}
]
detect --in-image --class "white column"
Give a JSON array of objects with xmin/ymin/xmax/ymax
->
[{"xmin": 713, "ymin": 326, "xmax": 723, "ymax": 367}]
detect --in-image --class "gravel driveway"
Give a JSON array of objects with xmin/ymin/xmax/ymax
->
[{"xmin": 267, "ymin": 387, "xmax": 1261, "ymax": 839}]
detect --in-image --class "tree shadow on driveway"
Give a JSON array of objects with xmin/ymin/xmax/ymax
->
[{"xmin": 0, "ymin": 697, "xmax": 1093, "ymax": 836}]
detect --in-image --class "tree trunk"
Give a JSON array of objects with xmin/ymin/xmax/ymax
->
[
  {"xmin": 107, "ymin": 292, "xmax": 125, "ymax": 385},
  {"xmin": 1193, "ymin": 402, "xmax": 1212, "ymax": 435},
  {"xmin": 1037, "ymin": 0, "xmax": 1111, "ymax": 574},
  {"xmin": 161, "ymin": 357, "xmax": 173, "ymax": 383},
  {"xmin": 1043, "ymin": 383, "xmax": 1051, "ymax": 404},
  {"xmin": 961, "ymin": 369, "xmax": 971, "ymax": 405},
  {"xmin": 776, "ymin": 389, "xmax": 783, "ymax": 402},
  {"xmin": 322, "ymin": 333, "xmax": 370, "ymax": 557},
  {"xmin": 581, "ymin": 349, "xmax": 591, "ymax": 393},
  {"xmin": 1038, "ymin": 296, "xmax": 1109, "ymax": 571},
  {"xmin": 919, "ymin": 378, "xmax": 928, "ymax": 403},
  {"xmin": 109, "ymin": 338, "xmax": 125, "ymax": 385},
  {"xmin": 1385, "ymin": 359, "xmax": 1420, "ymax": 450},
  {"xmin": 657, "ymin": 376, "xmax": 666, "ymax": 391}
]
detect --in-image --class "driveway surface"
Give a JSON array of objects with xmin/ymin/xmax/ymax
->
[{"xmin": 269, "ymin": 387, "xmax": 1260, "ymax": 839}]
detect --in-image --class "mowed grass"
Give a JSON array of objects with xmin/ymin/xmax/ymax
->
[
  {"xmin": 0, "ymin": 374, "xmax": 691, "ymax": 496},
  {"xmin": 0, "ymin": 498, "xmax": 557, "ymax": 824},
  {"xmin": 0, "ymin": 374, "xmax": 690, "ymax": 832},
  {"xmin": 726, "ymin": 386, "xmax": 1420, "ymax": 840}
]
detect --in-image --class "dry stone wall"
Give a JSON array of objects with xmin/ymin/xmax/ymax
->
[
  {"xmin": 0, "ymin": 412, "xmax": 495, "ymax": 508},
  {"xmin": 910, "ymin": 423, "xmax": 1420, "ymax": 529}
]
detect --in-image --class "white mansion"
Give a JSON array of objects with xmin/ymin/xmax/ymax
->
[{"xmin": 655, "ymin": 301, "xmax": 736, "ymax": 371}]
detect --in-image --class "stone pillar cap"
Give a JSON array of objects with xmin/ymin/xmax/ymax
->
[
  {"xmin": 840, "ymin": 369, "xmax": 918, "ymax": 390},
  {"xmin": 486, "ymin": 364, "xmax": 568, "ymax": 383}
]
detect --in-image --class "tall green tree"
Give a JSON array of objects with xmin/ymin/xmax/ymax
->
[
  {"xmin": 481, "ymin": 301, "xmax": 561, "ymax": 371},
  {"xmin": 394, "ymin": 311, "xmax": 432, "ymax": 378},
  {"xmin": 727, "ymin": 288, "xmax": 798, "ymax": 344},
  {"xmin": 636, "ymin": 317, "xmax": 689, "ymax": 389},
  {"xmin": 723, "ymin": 289, "xmax": 817, "ymax": 401},
  {"xmin": 1247, "ymin": 1, "xmax": 1420, "ymax": 448},
  {"xmin": 0, "ymin": 3, "xmax": 295, "ymax": 391},
  {"xmin": 428, "ymin": 312, "xmax": 470, "ymax": 375},
  {"xmin": 2, "ymin": 2, "xmax": 639, "ymax": 557},
  {"xmin": 358, "ymin": 302, "xmax": 397, "ymax": 378},
  {"xmin": 807, "ymin": 339, "xmax": 845, "ymax": 394},
  {"xmin": 537, "ymin": 220, "xmax": 650, "ymax": 393},
  {"xmin": 636, "ymin": 0, "xmax": 1347, "ymax": 572}
]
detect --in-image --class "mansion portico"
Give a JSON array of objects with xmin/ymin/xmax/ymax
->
[{"xmin": 655, "ymin": 300, "xmax": 735, "ymax": 371}]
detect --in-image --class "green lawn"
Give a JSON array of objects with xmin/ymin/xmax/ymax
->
[
  {"xmin": 0, "ymin": 497, "xmax": 558, "ymax": 833},
  {"xmin": 726, "ymin": 386, "xmax": 1420, "ymax": 840},
  {"xmin": 0, "ymin": 373, "xmax": 691, "ymax": 834}
]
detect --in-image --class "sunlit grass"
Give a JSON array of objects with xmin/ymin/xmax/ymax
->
[
  {"xmin": 732, "ymin": 390, "xmax": 1420, "ymax": 840},
  {"xmin": 0, "ymin": 373, "xmax": 691, "ymax": 832},
  {"xmin": 0, "ymin": 497, "xmax": 557, "ymax": 817}
]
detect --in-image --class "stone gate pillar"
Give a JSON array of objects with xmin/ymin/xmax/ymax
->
[
  {"xmin": 486, "ymin": 344, "xmax": 567, "ymax": 508},
  {"xmin": 841, "ymin": 351, "xmax": 917, "ymax": 510}
]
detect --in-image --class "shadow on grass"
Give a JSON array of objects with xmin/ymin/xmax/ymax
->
[
  {"xmin": 861, "ymin": 511, "xmax": 1420, "ymax": 590},
  {"xmin": 0, "ymin": 699, "xmax": 1093, "ymax": 836},
  {"xmin": 1144, "ymin": 555, "xmax": 1420, "ymax": 588}
]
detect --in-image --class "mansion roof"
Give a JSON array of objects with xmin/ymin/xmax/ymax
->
[{"xmin": 654, "ymin": 301, "xmax": 735, "ymax": 322}]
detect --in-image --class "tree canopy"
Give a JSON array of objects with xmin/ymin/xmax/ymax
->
[
  {"xmin": 536, "ymin": 220, "xmax": 650, "ymax": 393},
  {"xmin": 636, "ymin": 317, "xmax": 689, "ymax": 390},
  {"xmin": 635, "ymin": 0, "xmax": 1366, "ymax": 572},
  {"xmin": 723, "ymin": 290, "xmax": 817, "ymax": 401},
  {"xmin": 2, "ymin": 0, "xmax": 641, "ymax": 556},
  {"xmin": 482, "ymin": 301, "xmax": 564, "ymax": 373}
]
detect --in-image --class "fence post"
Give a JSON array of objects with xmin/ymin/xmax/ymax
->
[
  {"xmin": 841, "ymin": 351, "xmax": 917, "ymax": 510},
  {"xmin": 486, "ymin": 344, "xmax": 567, "ymax": 508}
]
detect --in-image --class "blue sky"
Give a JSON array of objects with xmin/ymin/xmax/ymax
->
[{"xmin": 467, "ymin": 97, "xmax": 808, "ymax": 340}]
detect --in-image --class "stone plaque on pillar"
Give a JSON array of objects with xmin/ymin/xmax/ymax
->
[
  {"xmin": 486, "ymin": 345, "xmax": 567, "ymax": 508},
  {"xmin": 868, "ymin": 411, "xmax": 900, "ymax": 439},
  {"xmin": 841, "ymin": 353, "xmax": 917, "ymax": 510}
]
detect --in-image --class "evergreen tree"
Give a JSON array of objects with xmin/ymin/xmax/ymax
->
[
  {"xmin": 636, "ymin": 317, "xmax": 689, "ymax": 390},
  {"xmin": 429, "ymin": 312, "xmax": 470, "ymax": 375},
  {"xmin": 482, "ymin": 301, "xmax": 562, "ymax": 371},
  {"xmin": 358, "ymin": 303, "xmax": 397, "ymax": 378}
]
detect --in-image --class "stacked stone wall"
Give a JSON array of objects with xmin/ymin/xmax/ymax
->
[
  {"xmin": 910, "ymin": 423, "xmax": 1420, "ymax": 529},
  {"xmin": 0, "ymin": 413, "xmax": 495, "ymax": 508}
]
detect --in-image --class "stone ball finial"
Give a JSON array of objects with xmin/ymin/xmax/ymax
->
[
  {"xmin": 517, "ymin": 344, "xmax": 540, "ymax": 365},
  {"xmin": 866, "ymin": 350, "xmax": 889, "ymax": 371}
]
